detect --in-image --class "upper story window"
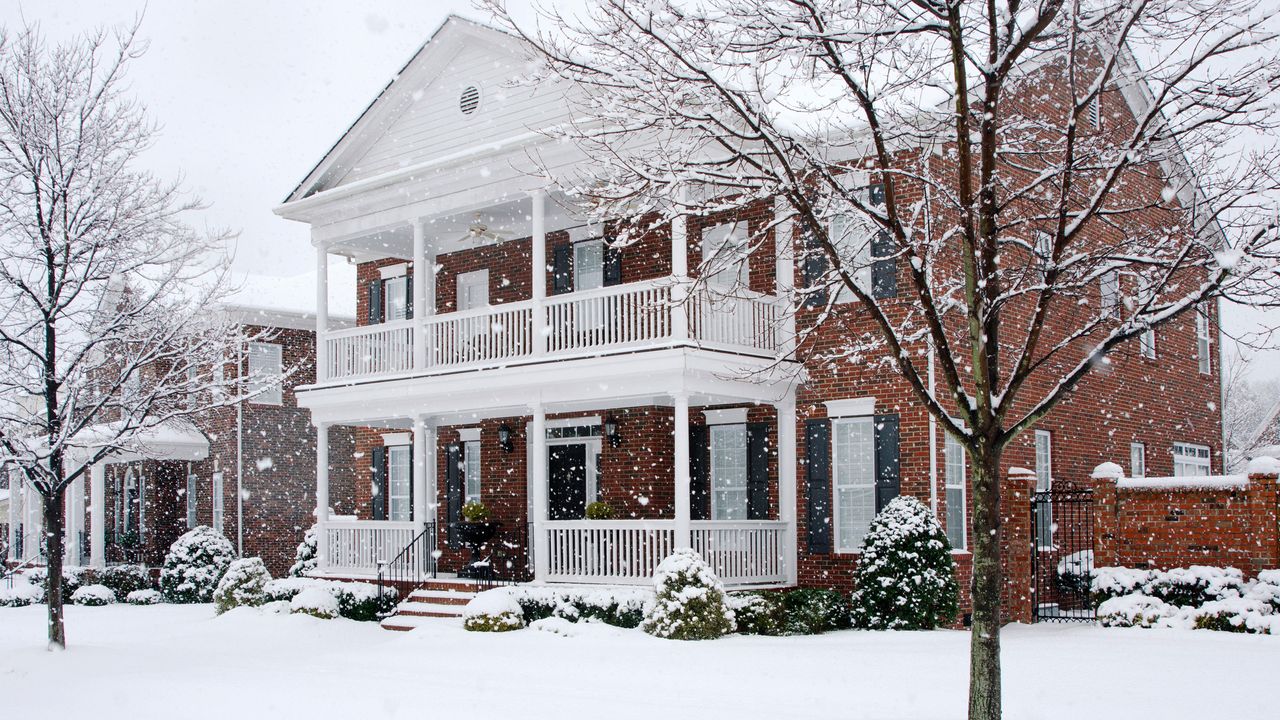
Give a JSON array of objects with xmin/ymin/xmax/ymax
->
[
  {"xmin": 1173, "ymin": 442, "xmax": 1211, "ymax": 476},
  {"xmin": 1196, "ymin": 307, "xmax": 1212, "ymax": 375},
  {"xmin": 1100, "ymin": 272, "xmax": 1120, "ymax": 317},
  {"xmin": 1139, "ymin": 327, "xmax": 1156, "ymax": 359},
  {"xmin": 247, "ymin": 342, "xmax": 282, "ymax": 405},
  {"xmin": 383, "ymin": 276, "xmax": 409, "ymax": 322},
  {"xmin": 830, "ymin": 213, "xmax": 872, "ymax": 301},
  {"xmin": 457, "ymin": 269, "xmax": 489, "ymax": 311},
  {"xmin": 701, "ymin": 221, "xmax": 751, "ymax": 292},
  {"xmin": 574, "ymin": 240, "xmax": 605, "ymax": 291}
]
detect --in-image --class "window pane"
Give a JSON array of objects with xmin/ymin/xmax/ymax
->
[
  {"xmin": 833, "ymin": 418, "xmax": 875, "ymax": 551},
  {"xmin": 710, "ymin": 424, "xmax": 748, "ymax": 520},
  {"xmin": 1130, "ymin": 443, "xmax": 1146, "ymax": 478},
  {"xmin": 384, "ymin": 277, "xmax": 408, "ymax": 321},
  {"xmin": 388, "ymin": 446, "xmax": 412, "ymax": 521},
  {"xmin": 944, "ymin": 433, "xmax": 966, "ymax": 550},
  {"xmin": 247, "ymin": 343, "xmax": 282, "ymax": 405},
  {"xmin": 575, "ymin": 241, "xmax": 604, "ymax": 291},
  {"xmin": 464, "ymin": 441, "xmax": 482, "ymax": 504},
  {"xmin": 1034, "ymin": 431, "xmax": 1052, "ymax": 491},
  {"xmin": 701, "ymin": 222, "xmax": 751, "ymax": 291}
]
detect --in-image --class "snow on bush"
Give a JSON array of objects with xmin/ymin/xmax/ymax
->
[
  {"xmin": 783, "ymin": 588, "xmax": 853, "ymax": 634},
  {"xmin": 1091, "ymin": 567, "xmax": 1154, "ymax": 604},
  {"xmin": 728, "ymin": 591, "xmax": 788, "ymax": 636},
  {"xmin": 290, "ymin": 587, "xmax": 340, "ymax": 619},
  {"xmin": 262, "ymin": 578, "xmax": 396, "ymax": 621},
  {"xmin": 0, "ymin": 579, "xmax": 42, "ymax": 607},
  {"xmin": 1056, "ymin": 550, "xmax": 1094, "ymax": 596},
  {"xmin": 71, "ymin": 584, "xmax": 117, "ymax": 606},
  {"xmin": 1164, "ymin": 597, "xmax": 1276, "ymax": 634},
  {"xmin": 100, "ymin": 565, "xmax": 152, "ymax": 598},
  {"xmin": 28, "ymin": 565, "xmax": 97, "ymax": 599},
  {"xmin": 126, "ymin": 589, "xmax": 162, "ymax": 605},
  {"xmin": 1147, "ymin": 566, "xmax": 1245, "ymax": 607},
  {"xmin": 288, "ymin": 526, "xmax": 318, "ymax": 578},
  {"xmin": 850, "ymin": 496, "xmax": 959, "ymax": 630},
  {"xmin": 463, "ymin": 589, "xmax": 526, "ymax": 632},
  {"xmin": 641, "ymin": 548, "xmax": 735, "ymax": 640},
  {"xmin": 214, "ymin": 557, "xmax": 273, "ymax": 614},
  {"xmin": 1246, "ymin": 570, "xmax": 1280, "ymax": 612},
  {"xmin": 510, "ymin": 585, "xmax": 650, "ymax": 629},
  {"xmin": 1097, "ymin": 594, "xmax": 1173, "ymax": 628},
  {"xmin": 160, "ymin": 526, "xmax": 236, "ymax": 604}
]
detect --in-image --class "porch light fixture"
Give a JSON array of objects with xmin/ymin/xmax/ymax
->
[
  {"xmin": 497, "ymin": 423, "xmax": 513, "ymax": 453},
  {"xmin": 604, "ymin": 416, "xmax": 622, "ymax": 448}
]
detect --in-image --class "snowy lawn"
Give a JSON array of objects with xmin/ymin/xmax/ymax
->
[{"xmin": 1, "ymin": 604, "xmax": 1276, "ymax": 720}]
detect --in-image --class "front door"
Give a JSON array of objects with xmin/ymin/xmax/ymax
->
[{"xmin": 548, "ymin": 443, "xmax": 588, "ymax": 520}]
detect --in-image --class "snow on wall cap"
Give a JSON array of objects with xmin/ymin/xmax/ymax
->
[
  {"xmin": 1091, "ymin": 462, "xmax": 1126, "ymax": 480},
  {"xmin": 1116, "ymin": 475, "xmax": 1249, "ymax": 491},
  {"xmin": 1008, "ymin": 467, "xmax": 1036, "ymax": 478},
  {"xmin": 1246, "ymin": 455, "xmax": 1280, "ymax": 477}
]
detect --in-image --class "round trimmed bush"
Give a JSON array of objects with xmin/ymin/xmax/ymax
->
[
  {"xmin": 289, "ymin": 526, "xmax": 318, "ymax": 578},
  {"xmin": 1097, "ymin": 594, "xmax": 1172, "ymax": 628},
  {"xmin": 100, "ymin": 565, "xmax": 152, "ymax": 598},
  {"xmin": 0, "ymin": 580, "xmax": 42, "ymax": 607},
  {"xmin": 850, "ymin": 496, "xmax": 959, "ymax": 630},
  {"xmin": 71, "ymin": 584, "xmax": 117, "ymax": 606},
  {"xmin": 159, "ymin": 526, "xmax": 236, "ymax": 604},
  {"xmin": 641, "ymin": 548, "xmax": 735, "ymax": 640},
  {"xmin": 729, "ymin": 591, "xmax": 788, "ymax": 635},
  {"xmin": 464, "ymin": 590, "xmax": 527, "ymax": 632},
  {"xmin": 126, "ymin": 589, "xmax": 163, "ymax": 605},
  {"xmin": 290, "ymin": 587, "xmax": 340, "ymax": 619},
  {"xmin": 214, "ymin": 557, "xmax": 273, "ymax": 614}
]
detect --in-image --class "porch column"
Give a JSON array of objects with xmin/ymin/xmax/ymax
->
[
  {"xmin": 412, "ymin": 415, "xmax": 436, "ymax": 533},
  {"xmin": 64, "ymin": 476, "xmax": 84, "ymax": 566},
  {"xmin": 89, "ymin": 463, "xmax": 105, "ymax": 568},
  {"xmin": 412, "ymin": 218, "xmax": 428, "ymax": 370},
  {"xmin": 773, "ymin": 197, "xmax": 797, "ymax": 357},
  {"xmin": 530, "ymin": 190, "xmax": 547, "ymax": 356},
  {"xmin": 531, "ymin": 403, "xmax": 549, "ymax": 581},
  {"xmin": 673, "ymin": 393, "xmax": 692, "ymax": 549},
  {"xmin": 6, "ymin": 471, "xmax": 17, "ymax": 561},
  {"xmin": 670, "ymin": 194, "xmax": 690, "ymax": 343},
  {"xmin": 315, "ymin": 240, "xmax": 329, "ymax": 381},
  {"xmin": 315, "ymin": 422, "xmax": 331, "ymax": 572},
  {"xmin": 776, "ymin": 396, "xmax": 799, "ymax": 585}
]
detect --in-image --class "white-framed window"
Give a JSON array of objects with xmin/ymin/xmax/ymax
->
[
  {"xmin": 1173, "ymin": 442, "xmax": 1212, "ymax": 477},
  {"xmin": 701, "ymin": 221, "xmax": 751, "ymax": 292},
  {"xmin": 212, "ymin": 471, "xmax": 224, "ymax": 533},
  {"xmin": 1034, "ymin": 430, "xmax": 1053, "ymax": 548},
  {"xmin": 1100, "ymin": 272, "xmax": 1120, "ymax": 317},
  {"xmin": 463, "ymin": 441, "xmax": 482, "ymax": 505},
  {"xmin": 574, "ymin": 239, "xmax": 605, "ymax": 292},
  {"xmin": 1130, "ymin": 442, "xmax": 1146, "ymax": 478},
  {"xmin": 709, "ymin": 424, "xmax": 749, "ymax": 520},
  {"xmin": 1088, "ymin": 95, "xmax": 1103, "ymax": 129},
  {"xmin": 387, "ymin": 445, "xmax": 412, "ymax": 522},
  {"xmin": 247, "ymin": 342, "xmax": 282, "ymax": 405},
  {"xmin": 185, "ymin": 472, "xmax": 198, "ymax": 529},
  {"xmin": 383, "ymin": 275, "xmax": 409, "ymax": 322},
  {"xmin": 830, "ymin": 213, "xmax": 873, "ymax": 301},
  {"xmin": 1139, "ymin": 327, "xmax": 1156, "ymax": 359},
  {"xmin": 456, "ymin": 269, "xmax": 489, "ymax": 311},
  {"xmin": 833, "ymin": 416, "xmax": 877, "ymax": 552},
  {"xmin": 1035, "ymin": 231, "xmax": 1054, "ymax": 279},
  {"xmin": 944, "ymin": 432, "xmax": 967, "ymax": 550},
  {"xmin": 1196, "ymin": 307, "xmax": 1212, "ymax": 375}
]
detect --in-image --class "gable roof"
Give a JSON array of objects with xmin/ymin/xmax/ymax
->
[{"xmin": 283, "ymin": 14, "xmax": 525, "ymax": 204}]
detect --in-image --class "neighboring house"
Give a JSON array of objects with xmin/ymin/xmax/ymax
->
[
  {"xmin": 1240, "ymin": 398, "xmax": 1280, "ymax": 469},
  {"xmin": 271, "ymin": 16, "xmax": 1221, "ymax": 622},
  {"xmin": 4, "ymin": 288, "xmax": 357, "ymax": 577}
]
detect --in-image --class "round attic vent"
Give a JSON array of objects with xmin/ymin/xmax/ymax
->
[{"xmin": 459, "ymin": 85, "xmax": 481, "ymax": 116}]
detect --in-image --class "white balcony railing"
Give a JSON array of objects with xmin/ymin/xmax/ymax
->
[
  {"xmin": 691, "ymin": 520, "xmax": 789, "ymax": 586},
  {"xmin": 319, "ymin": 278, "xmax": 788, "ymax": 382},
  {"xmin": 323, "ymin": 520, "xmax": 417, "ymax": 576}
]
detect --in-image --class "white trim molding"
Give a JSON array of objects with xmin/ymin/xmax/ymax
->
[
  {"xmin": 457, "ymin": 427, "xmax": 481, "ymax": 443},
  {"xmin": 825, "ymin": 397, "xmax": 876, "ymax": 418},
  {"xmin": 382, "ymin": 432, "xmax": 411, "ymax": 446},
  {"xmin": 702, "ymin": 408, "xmax": 748, "ymax": 426},
  {"xmin": 379, "ymin": 263, "xmax": 408, "ymax": 279}
]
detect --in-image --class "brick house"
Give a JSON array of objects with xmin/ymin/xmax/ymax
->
[{"xmin": 273, "ymin": 16, "xmax": 1226, "ymax": 621}]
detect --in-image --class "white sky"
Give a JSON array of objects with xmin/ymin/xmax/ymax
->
[{"xmin": 4, "ymin": 0, "xmax": 1278, "ymax": 378}]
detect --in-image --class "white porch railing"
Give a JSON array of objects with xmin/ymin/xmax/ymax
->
[
  {"xmin": 544, "ymin": 279, "xmax": 672, "ymax": 354},
  {"xmin": 544, "ymin": 520, "xmax": 674, "ymax": 585},
  {"xmin": 691, "ymin": 520, "xmax": 789, "ymax": 586},
  {"xmin": 324, "ymin": 319, "xmax": 415, "ymax": 382},
  {"xmin": 689, "ymin": 291, "xmax": 783, "ymax": 353},
  {"xmin": 323, "ymin": 520, "xmax": 417, "ymax": 576},
  {"xmin": 423, "ymin": 302, "xmax": 534, "ymax": 369}
]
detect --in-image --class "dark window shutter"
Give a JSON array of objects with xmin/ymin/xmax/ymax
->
[
  {"xmin": 370, "ymin": 447, "xmax": 387, "ymax": 521},
  {"xmin": 552, "ymin": 244, "xmax": 573, "ymax": 295},
  {"xmin": 747, "ymin": 423, "xmax": 770, "ymax": 520},
  {"xmin": 603, "ymin": 244, "xmax": 623, "ymax": 286},
  {"xmin": 367, "ymin": 280, "xmax": 383, "ymax": 324},
  {"xmin": 446, "ymin": 443, "xmax": 463, "ymax": 548},
  {"xmin": 871, "ymin": 231, "xmax": 898, "ymax": 299},
  {"xmin": 804, "ymin": 419, "xmax": 832, "ymax": 553},
  {"xmin": 689, "ymin": 425, "xmax": 709, "ymax": 521},
  {"xmin": 874, "ymin": 413, "xmax": 900, "ymax": 512},
  {"xmin": 404, "ymin": 274, "xmax": 414, "ymax": 319},
  {"xmin": 802, "ymin": 229, "xmax": 829, "ymax": 308}
]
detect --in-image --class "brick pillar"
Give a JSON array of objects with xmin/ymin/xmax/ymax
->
[
  {"xmin": 1001, "ymin": 467, "xmax": 1037, "ymax": 624},
  {"xmin": 1245, "ymin": 458, "xmax": 1279, "ymax": 575},
  {"xmin": 1089, "ymin": 463, "xmax": 1123, "ymax": 569}
]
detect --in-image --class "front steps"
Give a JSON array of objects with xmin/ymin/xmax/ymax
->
[{"xmin": 380, "ymin": 578, "xmax": 478, "ymax": 631}]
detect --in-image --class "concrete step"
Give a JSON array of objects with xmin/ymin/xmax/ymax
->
[
  {"xmin": 380, "ymin": 613, "xmax": 459, "ymax": 632},
  {"xmin": 406, "ymin": 589, "xmax": 474, "ymax": 605},
  {"xmin": 396, "ymin": 601, "xmax": 469, "ymax": 617}
]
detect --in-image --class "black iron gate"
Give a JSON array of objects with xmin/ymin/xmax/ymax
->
[{"xmin": 1031, "ymin": 488, "xmax": 1095, "ymax": 622}]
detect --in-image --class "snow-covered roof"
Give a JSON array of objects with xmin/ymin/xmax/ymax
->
[
  {"xmin": 221, "ymin": 266, "xmax": 357, "ymax": 327},
  {"xmin": 66, "ymin": 419, "xmax": 210, "ymax": 465}
]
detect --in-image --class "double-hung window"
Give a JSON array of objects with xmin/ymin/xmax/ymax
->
[
  {"xmin": 247, "ymin": 342, "xmax": 282, "ymax": 405},
  {"xmin": 1034, "ymin": 430, "xmax": 1053, "ymax": 548},
  {"xmin": 574, "ymin": 240, "xmax": 605, "ymax": 291},
  {"xmin": 1173, "ymin": 443, "xmax": 1211, "ymax": 477},
  {"xmin": 1130, "ymin": 442, "xmax": 1146, "ymax": 478},
  {"xmin": 387, "ymin": 445, "xmax": 412, "ymax": 522},
  {"xmin": 185, "ymin": 472, "xmax": 198, "ymax": 529},
  {"xmin": 833, "ymin": 417, "xmax": 877, "ymax": 551},
  {"xmin": 830, "ymin": 213, "xmax": 873, "ymax": 301},
  {"xmin": 1139, "ymin": 327, "xmax": 1156, "ymax": 359},
  {"xmin": 701, "ymin": 222, "xmax": 751, "ymax": 293},
  {"xmin": 944, "ymin": 432, "xmax": 967, "ymax": 550},
  {"xmin": 383, "ymin": 275, "xmax": 409, "ymax": 322},
  {"xmin": 463, "ymin": 441, "xmax": 482, "ymax": 505},
  {"xmin": 212, "ymin": 471, "xmax": 224, "ymax": 533},
  {"xmin": 1196, "ymin": 308, "xmax": 1212, "ymax": 375},
  {"xmin": 1100, "ymin": 272, "xmax": 1121, "ymax": 317},
  {"xmin": 709, "ymin": 424, "xmax": 749, "ymax": 520}
]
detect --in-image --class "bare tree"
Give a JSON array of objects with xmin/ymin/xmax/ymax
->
[
  {"xmin": 487, "ymin": 1, "xmax": 1280, "ymax": 717},
  {"xmin": 1222, "ymin": 352, "xmax": 1280, "ymax": 468},
  {"xmin": 0, "ymin": 23, "xmax": 249, "ymax": 649}
]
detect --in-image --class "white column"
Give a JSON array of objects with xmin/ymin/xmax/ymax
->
[
  {"xmin": 530, "ymin": 191, "xmax": 548, "ymax": 356},
  {"xmin": 412, "ymin": 219, "xmax": 428, "ymax": 370},
  {"xmin": 64, "ymin": 476, "xmax": 84, "ymax": 566},
  {"xmin": 90, "ymin": 463, "xmax": 105, "ymax": 568},
  {"xmin": 774, "ymin": 197, "xmax": 797, "ymax": 357},
  {"xmin": 6, "ymin": 471, "xmax": 17, "ymax": 562},
  {"xmin": 315, "ymin": 422, "xmax": 330, "ymax": 573},
  {"xmin": 670, "ymin": 199, "xmax": 690, "ymax": 344},
  {"xmin": 673, "ymin": 392, "xmax": 692, "ymax": 549},
  {"xmin": 315, "ymin": 242, "xmax": 329, "ymax": 381},
  {"xmin": 531, "ymin": 403, "xmax": 549, "ymax": 581},
  {"xmin": 776, "ymin": 396, "xmax": 799, "ymax": 586},
  {"xmin": 412, "ymin": 415, "xmax": 435, "ymax": 534}
]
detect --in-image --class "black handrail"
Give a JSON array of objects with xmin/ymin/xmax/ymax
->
[{"xmin": 376, "ymin": 522, "xmax": 437, "ymax": 608}]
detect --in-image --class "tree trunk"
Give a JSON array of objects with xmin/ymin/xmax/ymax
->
[
  {"xmin": 42, "ymin": 489, "xmax": 67, "ymax": 650},
  {"xmin": 967, "ymin": 443, "xmax": 1003, "ymax": 720}
]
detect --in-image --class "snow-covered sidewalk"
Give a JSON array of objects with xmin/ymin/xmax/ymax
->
[{"xmin": 1, "ymin": 604, "xmax": 1274, "ymax": 719}]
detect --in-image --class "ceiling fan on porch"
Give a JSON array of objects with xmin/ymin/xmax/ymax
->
[{"xmin": 457, "ymin": 213, "xmax": 508, "ymax": 245}]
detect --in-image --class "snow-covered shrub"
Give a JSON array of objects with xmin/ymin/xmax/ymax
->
[
  {"xmin": 71, "ymin": 584, "xmax": 117, "ymax": 606},
  {"xmin": 1181, "ymin": 597, "xmax": 1274, "ymax": 634},
  {"xmin": 288, "ymin": 526, "xmax": 318, "ymax": 578},
  {"xmin": 289, "ymin": 587, "xmax": 339, "ymax": 619},
  {"xmin": 1056, "ymin": 550, "xmax": 1094, "ymax": 597},
  {"xmin": 850, "ymin": 496, "xmax": 959, "ymax": 630},
  {"xmin": 1097, "ymin": 594, "xmax": 1173, "ymax": 628},
  {"xmin": 506, "ymin": 586, "xmax": 649, "ymax": 629},
  {"xmin": 728, "ymin": 591, "xmax": 788, "ymax": 636},
  {"xmin": 0, "ymin": 580, "xmax": 42, "ymax": 607},
  {"xmin": 213, "ymin": 557, "xmax": 272, "ymax": 614},
  {"xmin": 641, "ymin": 548, "xmax": 735, "ymax": 640},
  {"xmin": 1091, "ymin": 567, "xmax": 1154, "ymax": 604},
  {"xmin": 1246, "ymin": 570, "xmax": 1280, "ymax": 612},
  {"xmin": 261, "ymin": 578, "xmax": 395, "ymax": 621},
  {"xmin": 463, "ymin": 589, "xmax": 526, "ymax": 632},
  {"xmin": 1147, "ymin": 566, "xmax": 1244, "ymax": 607},
  {"xmin": 100, "ymin": 564, "xmax": 152, "ymax": 598},
  {"xmin": 784, "ymin": 588, "xmax": 853, "ymax": 634},
  {"xmin": 160, "ymin": 526, "xmax": 236, "ymax": 604},
  {"xmin": 126, "ymin": 589, "xmax": 162, "ymax": 605},
  {"xmin": 29, "ymin": 565, "xmax": 97, "ymax": 599}
]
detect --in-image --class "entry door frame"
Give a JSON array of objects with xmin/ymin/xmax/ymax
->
[{"xmin": 546, "ymin": 435, "xmax": 602, "ymax": 516}]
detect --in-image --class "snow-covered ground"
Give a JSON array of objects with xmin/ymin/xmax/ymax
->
[{"xmin": 1, "ymin": 604, "xmax": 1275, "ymax": 719}]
